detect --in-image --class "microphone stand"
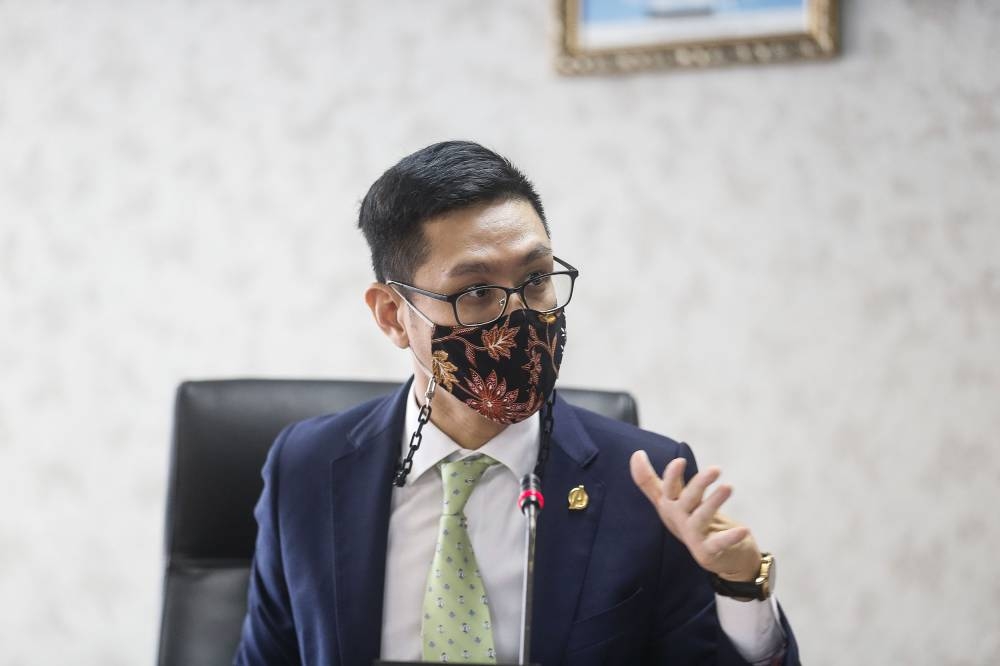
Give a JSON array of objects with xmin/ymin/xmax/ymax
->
[{"xmin": 517, "ymin": 474, "xmax": 544, "ymax": 666}]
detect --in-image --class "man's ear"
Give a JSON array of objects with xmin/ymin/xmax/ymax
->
[{"xmin": 365, "ymin": 282, "xmax": 409, "ymax": 349}]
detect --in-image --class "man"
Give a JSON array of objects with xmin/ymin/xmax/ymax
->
[{"xmin": 235, "ymin": 141, "xmax": 798, "ymax": 665}]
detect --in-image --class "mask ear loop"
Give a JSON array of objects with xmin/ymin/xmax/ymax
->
[
  {"xmin": 533, "ymin": 389, "xmax": 556, "ymax": 480},
  {"xmin": 533, "ymin": 308, "xmax": 565, "ymax": 479},
  {"xmin": 391, "ymin": 287, "xmax": 442, "ymax": 487},
  {"xmin": 394, "ymin": 375, "xmax": 437, "ymax": 487}
]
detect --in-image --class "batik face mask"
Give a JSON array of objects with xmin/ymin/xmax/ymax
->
[{"xmin": 417, "ymin": 307, "xmax": 567, "ymax": 425}]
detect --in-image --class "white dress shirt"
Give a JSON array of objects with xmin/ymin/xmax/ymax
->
[{"xmin": 379, "ymin": 387, "xmax": 785, "ymax": 662}]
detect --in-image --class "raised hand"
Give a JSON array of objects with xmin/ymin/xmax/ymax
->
[{"xmin": 629, "ymin": 450, "xmax": 761, "ymax": 582}]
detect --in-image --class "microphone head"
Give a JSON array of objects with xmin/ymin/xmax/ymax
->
[{"xmin": 517, "ymin": 473, "xmax": 544, "ymax": 514}]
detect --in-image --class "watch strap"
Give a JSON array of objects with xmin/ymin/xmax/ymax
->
[{"xmin": 710, "ymin": 552, "xmax": 773, "ymax": 600}]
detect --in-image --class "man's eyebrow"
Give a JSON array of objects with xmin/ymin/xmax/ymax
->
[
  {"xmin": 522, "ymin": 243, "xmax": 553, "ymax": 264},
  {"xmin": 446, "ymin": 261, "xmax": 493, "ymax": 278},
  {"xmin": 445, "ymin": 244, "xmax": 553, "ymax": 278}
]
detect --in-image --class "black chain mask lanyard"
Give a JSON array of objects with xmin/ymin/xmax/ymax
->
[{"xmin": 392, "ymin": 379, "xmax": 556, "ymax": 487}]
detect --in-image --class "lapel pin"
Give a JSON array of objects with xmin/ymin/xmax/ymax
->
[{"xmin": 567, "ymin": 485, "xmax": 588, "ymax": 511}]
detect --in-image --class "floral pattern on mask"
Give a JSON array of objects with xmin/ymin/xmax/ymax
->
[
  {"xmin": 521, "ymin": 350, "xmax": 542, "ymax": 387},
  {"xmin": 431, "ymin": 350, "xmax": 459, "ymax": 392},
  {"xmin": 428, "ymin": 308, "xmax": 567, "ymax": 425},
  {"xmin": 480, "ymin": 322, "xmax": 518, "ymax": 361},
  {"xmin": 462, "ymin": 370, "xmax": 540, "ymax": 424}
]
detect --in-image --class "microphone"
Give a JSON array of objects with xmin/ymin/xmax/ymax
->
[
  {"xmin": 518, "ymin": 473, "xmax": 545, "ymax": 515},
  {"xmin": 517, "ymin": 474, "xmax": 543, "ymax": 665}
]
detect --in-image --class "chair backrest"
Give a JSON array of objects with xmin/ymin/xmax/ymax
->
[{"xmin": 157, "ymin": 379, "xmax": 639, "ymax": 666}]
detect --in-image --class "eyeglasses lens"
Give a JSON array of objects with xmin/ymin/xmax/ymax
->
[{"xmin": 454, "ymin": 274, "xmax": 574, "ymax": 326}]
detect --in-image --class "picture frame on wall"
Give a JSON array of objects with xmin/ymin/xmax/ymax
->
[{"xmin": 556, "ymin": 0, "xmax": 839, "ymax": 75}]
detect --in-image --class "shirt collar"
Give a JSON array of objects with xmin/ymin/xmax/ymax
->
[{"xmin": 401, "ymin": 383, "xmax": 540, "ymax": 485}]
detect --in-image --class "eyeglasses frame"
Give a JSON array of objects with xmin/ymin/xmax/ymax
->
[{"xmin": 387, "ymin": 256, "xmax": 579, "ymax": 327}]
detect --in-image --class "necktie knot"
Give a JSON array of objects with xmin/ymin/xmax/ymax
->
[{"xmin": 438, "ymin": 455, "xmax": 497, "ymax": 516}]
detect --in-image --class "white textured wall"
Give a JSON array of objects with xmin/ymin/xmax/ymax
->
[{"xmin": 2, "ymin": 1, "xmax": 999, "ymax": 663}]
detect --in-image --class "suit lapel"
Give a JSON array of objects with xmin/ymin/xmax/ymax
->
[
  {"xmin": 531, "ymin": 396, "xmax": 604, "ymax": 665},
  {"xmin": 330, "ymin": 381, "xmax": 410, "ymax": 666}
]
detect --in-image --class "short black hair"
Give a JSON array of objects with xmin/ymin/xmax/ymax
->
[{"xmin": 358, "ymin": 140, "xmax": 547, "ymax": 284}]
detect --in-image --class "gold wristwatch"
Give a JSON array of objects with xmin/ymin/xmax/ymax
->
[{"xmin": 710, "ymin": 552, "xmax": 776, "ymax": 601}]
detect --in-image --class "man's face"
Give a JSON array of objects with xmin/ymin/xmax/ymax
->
[{"xmin": 400, "ymin": 197, "xmax": 553, "ymax": 373}]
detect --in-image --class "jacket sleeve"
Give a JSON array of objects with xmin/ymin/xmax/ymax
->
[
  {"xmin": 643, "ymin": 442, "xmax": 801, "ymax": 665},
  {"xmin": 233, "ymin": 425, "xmax": 302, "ymax": 666}
]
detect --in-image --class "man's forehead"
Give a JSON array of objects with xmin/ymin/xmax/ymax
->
[
  {"xmin": 444, "ymin": 243, "xmax": 553, "ymax": 278},
  {"xmin": 415, "ymin": 200, "xmax": 552, "ymax": 279}
]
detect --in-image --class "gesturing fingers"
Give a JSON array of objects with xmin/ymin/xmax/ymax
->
[
  {"xmin": 631, "ymin": 452, "xmax": 731, "ymax": 540},
  {"xmin": 659, "ymin": 457, "xmax": 686, "ymax": 501},
  {"xmin": 703, "ymin": 526, "xmax": 750, "ymax": 558},
  {"xmin": 629, "ymin": 453, "xmax": 758, "ymax": 578},
  {"xmin": 689, "ymin": 483, "xmax": 733, "ymax": 533},
  {"xmin": 675, "ymin": 466, "xmax": 721, "ymax": 514}
]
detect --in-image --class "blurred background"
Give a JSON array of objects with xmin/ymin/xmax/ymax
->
[{"xmin": 1, "ymin": 1, "xmax": 998, "ymax": 663}]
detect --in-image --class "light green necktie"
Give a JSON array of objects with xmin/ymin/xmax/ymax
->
[{"xmin": 421, "ymin": 455, "xmax": 499, "ymax": 663}]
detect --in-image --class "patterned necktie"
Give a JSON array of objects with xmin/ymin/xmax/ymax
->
[{"xmin": 421, "ymin": 455, "xmax": 499, "ymax": 663}]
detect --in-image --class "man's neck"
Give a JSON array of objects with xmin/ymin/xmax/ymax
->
[{"xmin": 413, "ymin": 374, "xmax": 506, "ymax": 450}]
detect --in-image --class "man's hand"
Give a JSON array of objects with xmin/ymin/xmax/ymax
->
[{"xmin": 630, "ymin": 450, "xmax": 761, "ymax": 582}]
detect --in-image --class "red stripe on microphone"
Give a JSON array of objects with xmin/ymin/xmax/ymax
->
[{"xmin": 518, "ymin": 489, "xmax": 544, "ymax": 511}]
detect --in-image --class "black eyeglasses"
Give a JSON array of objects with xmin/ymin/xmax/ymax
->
[{"xmin": 388, "ymin": 256, "xmax": 579, "ymax": 327}]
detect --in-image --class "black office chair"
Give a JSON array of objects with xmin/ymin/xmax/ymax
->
[{"xmin": 157, "ymin": 379, "xmax": 639, "ymax": 666}]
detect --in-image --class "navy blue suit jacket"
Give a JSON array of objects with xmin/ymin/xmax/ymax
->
[{"xmin": 235, "ymin": 382, "xmax": 799, "ymax": 665}]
